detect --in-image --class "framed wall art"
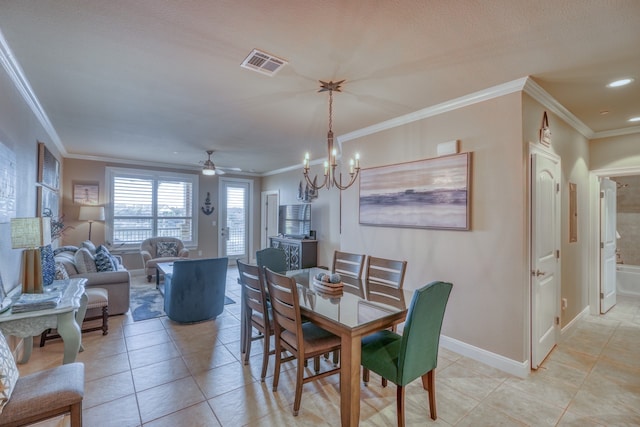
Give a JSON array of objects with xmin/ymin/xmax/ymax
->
[
  {"xmin": 37, "ymin": 142, "xmax": 60, "ymax": 191},
  {"xmin": 73, "ymin": 182, "xmax": 99, "ymax": 205},
  {"xmin": 37, "ymin": 185, "xmax": 59, "ymax": 218},
  {"xmin": 359, "ymin": 152, "xmax": 471, "ymax": 230}
]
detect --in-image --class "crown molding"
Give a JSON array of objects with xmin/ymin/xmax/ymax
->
[
  {"xmin": 0, "ymin": 29, "xmax": 66, "ymax": 156},
  {"xmin": 339, "ymin": 77, "xmax": 530, "ymax": 144},
  {"xmin": 522, "ymin": 78, "xmax": 594, "ymax": 138},
  {"xmin": 591, "ymin": 125, "xmax": 640, "ymax": 140}
]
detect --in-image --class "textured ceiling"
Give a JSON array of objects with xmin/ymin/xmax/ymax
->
[{"xmin": 0, "ymin": 0, "xmax": 638, "ymax": 174}]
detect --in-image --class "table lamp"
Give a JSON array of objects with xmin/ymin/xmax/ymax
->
[
  {"xmin": 10, "ymin": 217, "xmax": 52, "ymax": 293},
  {"xmin": 78, "ymin": 206, "xmax": 105, "ymax": 241}
]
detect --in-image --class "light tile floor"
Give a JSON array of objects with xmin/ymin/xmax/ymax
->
[{"xmin": 18, "ymin": 269, "xmax": 640, "ymax": 426}]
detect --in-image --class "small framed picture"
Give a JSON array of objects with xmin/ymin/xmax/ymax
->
[{"xmin": 73, "ymin": 182, "xmax": 99, "ymax": 205}]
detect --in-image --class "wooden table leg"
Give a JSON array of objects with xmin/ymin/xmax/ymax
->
[{"xmin": 340, "ymin": 333, "xmax": 361, "ymax": 427}]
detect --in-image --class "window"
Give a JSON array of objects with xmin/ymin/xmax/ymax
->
[{"xmin": 106, "ymin": 167, "xmax": 198, "ymax": 247}]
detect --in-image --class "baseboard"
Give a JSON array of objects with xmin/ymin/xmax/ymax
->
[
  {"xmin": 561, "ymin": 305, "xmax": 590, "ymax": 339},
  {"xmin": 440, "ymin": 335, "xmax": 530, "ymax": 378}
]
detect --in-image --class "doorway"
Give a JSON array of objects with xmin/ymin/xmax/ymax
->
[
  {"xmin": 218, "ymin": 178, "xmax": 253, "ymax": 263},
  {"xmin": 260, "ymin": 190, "xmax": 279, "ymax": 251},
  {"xmin": 530, "ymin": 145, "xmax": 561, "ymax": 369}
]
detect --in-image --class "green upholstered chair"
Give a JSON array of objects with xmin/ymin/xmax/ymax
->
[
  {"xmin": 361, "ymin": 281, "xmax": 453, "ymax": 426},
  {"xmin": 256, "ymin": 247, "xmax": 287, "ymax": 273}
]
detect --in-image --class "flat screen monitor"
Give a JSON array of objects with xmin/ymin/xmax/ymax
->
[{"xmin": 278, "ymin": 204, "xmax": 311, "ymax": 238}]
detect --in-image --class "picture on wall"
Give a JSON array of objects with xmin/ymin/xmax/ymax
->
[
  {"xmin": 37, "ymin": 142, "xmax": 60, "ymax": 191},
  {"xmin": 359, "ymin": 152, "xmax": 471, "ymax": 230},
  {"xmin": 73, "ymin": 182, "xmax": 99, "ymax": 205},
  {"xmin": 37, "ymin": 185, "xmax": 59, "ymax": 219}
]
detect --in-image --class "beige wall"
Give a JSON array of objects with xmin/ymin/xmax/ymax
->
[
  {"xmin": 0, "ymin": 65, "xmax": 62, "ymax": 296},
  {"xmin": 590, "ymin": 134, "xmax": 640, "ymax": 170},
  {"xmin": 338, "ymin": 93, "xmax": 528, "ymax": 361},
  {"xmin": 62, "ymin": 158, "xmax": 262, "ymax": 269}
]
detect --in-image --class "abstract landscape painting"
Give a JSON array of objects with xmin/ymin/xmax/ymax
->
[{"xmin": 359, "ymin": 152, "xmax": 471, "ymax": 230}]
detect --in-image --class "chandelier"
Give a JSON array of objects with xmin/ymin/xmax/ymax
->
[{"xmin": 303, "ymin": 80, "xmax": 360, "ymax": 191}]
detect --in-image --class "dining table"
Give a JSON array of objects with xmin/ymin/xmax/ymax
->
[{"xmin": 285, "ymin": 267, "xmax": 412, "ymax": 427}]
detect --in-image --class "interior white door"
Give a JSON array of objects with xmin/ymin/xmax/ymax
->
[
  {"xmin": 531, "ymin": 148, "xmax": 561, "ymax": 369},
  {"xmin": 218, "ymin": 178, "xmax": 251, "ymax": 263},
  {"xmin": 600, "ymin": 178, "xmax": 617, "ymax": 313},
  {"xmin": 260, "ymin": 191, "xmax": 279, "ymax": 250}
]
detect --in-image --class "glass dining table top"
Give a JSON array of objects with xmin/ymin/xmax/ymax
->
[{"xmin": 286, "ymin": 267, "xmax": 411, "ymax": 330}]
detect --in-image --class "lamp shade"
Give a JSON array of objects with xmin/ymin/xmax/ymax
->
[
  {"xmin": 10, "ymin": 217, "xmax": 52, "ymax": 249},
  {"xmin": 79, "ymin": 206, "xmax": 105, "ymax": 221}
]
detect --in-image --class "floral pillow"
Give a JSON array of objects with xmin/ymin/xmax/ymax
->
[
  {"xmin": 54, "ymin": 262, "xmax": 69, "ymax": 280},
  {"xmin": 95, "ymin": 246, "xmax": 115, "ymax": 272},
  {"xmin": 0, "ymin": 332, "xmax": 19, "ymax": 414},
  {"xmin": 156, "ymin": 241, "xmax": 178, "ymax": 257}
]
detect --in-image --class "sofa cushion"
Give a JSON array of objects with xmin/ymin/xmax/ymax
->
[
  {"xmin": 53, "ymin": 245, "xmax": 78, "ymax": 256},
  {"xmin": 156, "ymin": 241, "xmax": 178, "ymax": 257},
  {"xmin": 0, "ymin": 332, "xmax": 20, "ymax": 414},
  {"xmin": 74, "ymin": 247, "xmax": 97, "ymax": 274},
  {"xmin": 54, "ymin": 252, "xmax": 79, "ymax": 276},
  {"xmin": 82, "ymin": 240, "xmax": 97, "ymax": 254}
]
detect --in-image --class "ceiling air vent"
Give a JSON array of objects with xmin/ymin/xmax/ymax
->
[{"xmin": 240, "ymin": 49, "xmax": 288, "ymax": 76}]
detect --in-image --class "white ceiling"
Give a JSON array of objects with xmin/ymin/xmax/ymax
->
[{"xmin": 0, "ymin": 0, "xmax": 639, "ymax": 174}]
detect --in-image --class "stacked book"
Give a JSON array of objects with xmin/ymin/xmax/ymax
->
[{"xmin": 11, "ymin": 291, "xmax": 62, "ymax": 313}]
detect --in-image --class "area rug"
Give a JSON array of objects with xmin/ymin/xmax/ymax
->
[{"xmin": 130, "ymin": 284, "xmax": 235, "ymax": 322}]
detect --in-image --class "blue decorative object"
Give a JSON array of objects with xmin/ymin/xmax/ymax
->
[{"xmin": 40, "ymin": 244, "xmax": 55, "ymax": 287}]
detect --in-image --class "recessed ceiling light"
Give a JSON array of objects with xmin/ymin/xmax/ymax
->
[
  {"xmin": 607, "ymin": 78, "xmax": 634, "ymax": 88},
  {"xmin": 629, "ymin": 117, "xmax": 640, "ymax": 122},
  {"xmin": 599, "ymin": 110, "xmax": 609, "ymax": 115}
]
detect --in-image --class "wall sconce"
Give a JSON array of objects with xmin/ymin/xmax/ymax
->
[
  {"xmin": 78, "ymin": 206, "xmax": 105, "ymax": 240},
  {"xmin": 11, "ymin": 217, "xmax": 51, "ymax": 293}
]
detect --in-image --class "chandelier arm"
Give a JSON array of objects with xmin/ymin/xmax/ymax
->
[
  {"xmin": 332, "ymin": 169, "xmax": 360, "ymax": 191},
  {"xmin": 303, "ymin": 170, "xmax": 329, "ymax": 191}
]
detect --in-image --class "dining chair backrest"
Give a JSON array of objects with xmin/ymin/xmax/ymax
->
[
  {"xmin": 332, "ymin": 251, "xmax": 366, "ymax": 279},
  {"xmin": 237, "ymin": 260, "xmax": 269, "ymax": 325},
  {"xmin": 365, "ymin": 256, "xmax": 407, "ymax": 290},
  {"xmin": 256, "ymin": 247, "xmax": 288, "ymax": 273},
  {"xmin": 264, "ymin": 268, "xmax": 303, "ymax": 350},
  {"xmin": 398, "ymin": 281, "xmax": 452, "ymax": 385}
]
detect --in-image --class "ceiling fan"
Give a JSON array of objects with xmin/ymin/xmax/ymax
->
[{"xmin": 200, "ymin": 150, "xmax": 242, "ymax": 175}]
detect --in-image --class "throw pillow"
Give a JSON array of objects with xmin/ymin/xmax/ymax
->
[
  {"xmin": 54, "ymin": 262, "xmax": 69, "ymax": 280},
  {"xmin": 40, "ymin": 244, "xmax": 55, "ymax": 287},
  {"xmin": 0, "ymin": 332, "xmax": 20, "ymax": 415},
  {"xmin": 156, "ymin": 241, "xmax": 178, "ymax": 257},
  {"xmin": 95, "ymin": 247, "xmax": 115, "ymax": 272},
  {"xmin": 74, "ymin": 247, "xmax": 97, "ymax": 274}
]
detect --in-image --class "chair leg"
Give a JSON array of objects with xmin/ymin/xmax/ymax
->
[
  {"xmin": 422, "ymin": 370, "xmax": 437, "ymax": 420},
  {"xmin": 39, "ymin": 329, "xmax": 51, "ymax": 347},
  {"xmin": 397, "ymin": 385, "xmax": 405, "ymax": 427},
  {"xmin": 147, "ymin": 275, "xmax": 152, "ymax": 282},
  {"xmin": 382, "ymin": 377, "xmax": 388, "ymax": 388},
  {"xmin": 243, "ymin": 326, "xmax": 252, "ymax": 365},
  {"xmin": 293, "ymin": 355, "xmax": 305, "ymax": 416},
  {"xmin": 314, "ymin": 355, "xmax": 320, "ymax": 373},
  {"xmin": 260, "ymin": 332, "xmax": 270, "ymax": 382},
  {"xmin": 332, "ymin": 349, "xmax": 339, "ymax": 366},
  {"xmin": 363, "ymin": 367, "xmax": 370, "ymax": 385},
  {"xmin": 272, "ymin": 343, "xmax": 282, "ymax": 392},
  {"xmin": 70, "ymin": 401, "xmax": 83, "ymax": 427},
  {"xmin": 101, "ymin": 306, "xmax": 109, "ymax": 335}
]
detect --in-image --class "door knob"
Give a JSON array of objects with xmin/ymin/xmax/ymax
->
[{"xmin": 532, "ymin": 269, "xmax": 546, "ymax": 277}]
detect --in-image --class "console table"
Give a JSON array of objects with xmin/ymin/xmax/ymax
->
[
  {"xmin": 269, "ymin": 237, "xmax": 317, "ymax": 270},
  {"xmin": 0, "ymin": 278, "xmax": 87, "ymax": 364}
]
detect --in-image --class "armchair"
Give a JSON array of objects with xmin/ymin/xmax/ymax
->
[
  {"xmin": 140, "ymin": 237, "xmax": 189, "ymax": 282},
  {"xmin": 163, "ymin": 257, "xmax": 228, "ymax": 323}
]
